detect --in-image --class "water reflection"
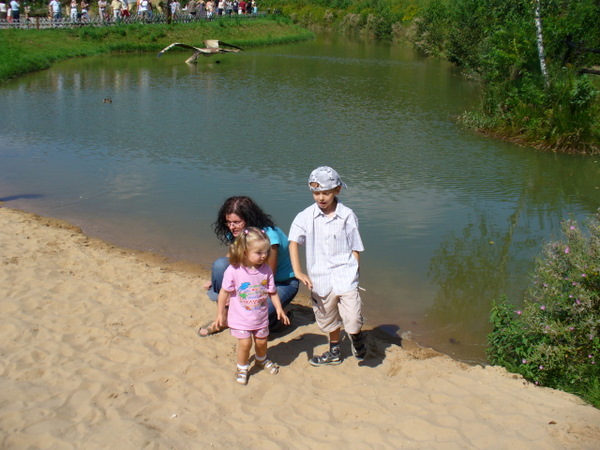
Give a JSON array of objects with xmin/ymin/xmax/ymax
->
[{"xmin": 1, "ymin": 34, "xmax": 598, "ymax": 363}]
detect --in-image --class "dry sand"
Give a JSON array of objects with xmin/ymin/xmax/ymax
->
[{"xmin": 1, "ymin": 206, "xmax": 599, "ymax": 449}]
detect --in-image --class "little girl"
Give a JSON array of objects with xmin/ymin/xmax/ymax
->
[{"xmin": 215, "ymin": 227, "xmax": 289, "ymax": 385}]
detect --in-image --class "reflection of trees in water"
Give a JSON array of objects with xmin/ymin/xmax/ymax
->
[
  {"xmin": 427, "ymin": 215, "xmax": 508, "ymax": 337},
  {"xmin": 426, "ymin": 205, "xmax": 541, "ymax": 348},
  {"xmin": 425, "ymin": 151, "xmax": 600, "ymax": 351}
]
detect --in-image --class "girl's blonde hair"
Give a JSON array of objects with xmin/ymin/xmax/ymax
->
[{"xmin": 229, "ymin": 227, "xmax": 271, "ymax": 266}]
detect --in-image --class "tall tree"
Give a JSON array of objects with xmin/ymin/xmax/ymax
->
[{"xmin": 534, "ymin": 0, "xmax": 549, "ymax": 85}]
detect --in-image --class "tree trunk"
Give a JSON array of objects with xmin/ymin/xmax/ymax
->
[{"xmin": 534, "ymin": 0, "xmax": 549, "ymax": 86}]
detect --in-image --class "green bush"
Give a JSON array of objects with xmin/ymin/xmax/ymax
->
[{"xmin": 487, "ymin": 211, "xmax": 600, "ymax": 407}]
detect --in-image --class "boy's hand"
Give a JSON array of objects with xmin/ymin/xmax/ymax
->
[
  {"xmin": 277, "ymin": 309, "xmax": 290, "ymax": 326},
  {"xmin": 296, "ymin": 272, "xmax": 313, "ymax": 290}
]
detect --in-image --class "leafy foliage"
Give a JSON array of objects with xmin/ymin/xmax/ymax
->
[
  {"xmin": 487, "ymin": 211, "xmax": 600, "ymax": 407},
  {"xmin": 410, "ymin": 0, "xmax": 599, "ymax": 154}
]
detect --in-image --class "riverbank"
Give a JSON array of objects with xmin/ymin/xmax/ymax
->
[
  {"xmin": 260, "ymin": 0, "xmax": 600, "ymax": 155},
  {"xmin": 0, "ymin": 16, "xmax": 314, "ymax": 82},
  {"xmin": 1, "ymin": 205, "xmax": 599, "ymax": 447}
]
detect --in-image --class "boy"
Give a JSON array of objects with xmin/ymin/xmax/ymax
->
[{"xmin": 289, "ymin": 166, "xmax": 367, "ymax": 366}]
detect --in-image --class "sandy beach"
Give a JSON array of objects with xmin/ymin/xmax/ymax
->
[{"xmin": 1, "ymin": 206, "xmax": 599, "ymax": 448}]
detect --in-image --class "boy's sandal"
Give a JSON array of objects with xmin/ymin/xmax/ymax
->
[
  {"xmin": 257, "ymin": 358, "xmax": 279, "ymax": 374},
  {"xmin": 235, "ymin": 367, "xmax": 248, "ymax": 385},
  {"xmin": 197, "ymin": 320, "xmax": 224, "ymax": 338}
]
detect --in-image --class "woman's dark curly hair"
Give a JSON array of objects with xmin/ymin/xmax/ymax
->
[{"xmin": 213, "ymin": 196, "xmax": 276, "ymax": 245}]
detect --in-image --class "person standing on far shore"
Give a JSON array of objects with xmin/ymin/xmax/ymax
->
[
  {"xmin": 120, "ymin": 0, "xmax": 129, "ymax": 18},
  {"xmin": 9, "ymin": 0, "xmax": 19, "ymax": 24},
  {"xmin": 111, "ymin": 0, "xmax": 121, "ymax": 20},
  {"xmin": 98, "ymin": 0, "xmax": 107, "ymax": 20},
  {"xmin": 80, "ymin": 0, "xmax": 89, "ymax": 20},
  {"xmin": 170, "ymin": 0, "xmax": 180, "ymax": 16},
  {"xmin": 0, "ymin": 1, "xmax": 8, "ymax": 20},
  {"xmin": 137, "ymin": 0, "xmax": 149, "ymax": 19},
  {"xmin": 69, "ymin": 0, "xmax": 78, "ymax": 21},
  {"xmin": 49, "ymin": 0, "xmax": 62, "ymax": 22}
]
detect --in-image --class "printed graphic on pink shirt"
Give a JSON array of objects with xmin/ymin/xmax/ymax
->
[{"xmin": 237, "ymin": 280, "xmax": 269, "ymax": 310}]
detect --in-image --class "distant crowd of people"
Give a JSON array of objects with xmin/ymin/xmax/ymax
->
[
  {"xmin": 0, "ymin": 1, "xmax": 24, "ymax": 23},
  {"xmin": 0, "ymin": 0, "xmax": 258, "ymax": 24}
]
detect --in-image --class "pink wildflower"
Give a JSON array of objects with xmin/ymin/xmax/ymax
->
[
  {"xmin": 564, "ymin": 246, "xmax": 570, "ymax": 254},
  {"xmin": 540, "ymin": 305, "xmax": 546, "ymax": 310},
  {"xmin": 516, "ymin": 310, "xmax": 522, "ymax": 315}
]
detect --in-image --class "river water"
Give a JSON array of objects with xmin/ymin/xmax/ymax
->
[{"xmin": 1, "ymin": 33, "xmax": 598, "ymax": 363}]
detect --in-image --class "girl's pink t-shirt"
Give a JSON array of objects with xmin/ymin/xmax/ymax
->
[{"xmin": 223, "ymin": 264, "xmax": 276, "ymax": 332}]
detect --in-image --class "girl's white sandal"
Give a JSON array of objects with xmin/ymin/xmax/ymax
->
[
  {"xmin": 257, "ymin": 358, "xmax": 279, "ymax": 374},
  {"xmin": 235, "ymin": 367, "xmax": 248, "ymax": 385}
]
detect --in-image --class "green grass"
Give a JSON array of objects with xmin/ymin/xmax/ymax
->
[{"xmin": 0, "ymin": 17, "xmax": 314, "ymax": 82}]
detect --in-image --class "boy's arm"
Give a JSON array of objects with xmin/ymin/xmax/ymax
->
[
  {"xmin": 352, "ymin": 250, "xmax": 360, "ymax": 265},
  {"xmin": 289, "ymin": 240, "xmax": 312, "ymax": 290}
]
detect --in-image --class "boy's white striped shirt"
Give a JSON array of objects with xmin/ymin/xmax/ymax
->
[{"xmin": 289, "ymin": 202, "xmax": 364, "ymax": 297}]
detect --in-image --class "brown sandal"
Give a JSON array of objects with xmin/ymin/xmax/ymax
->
[{"xmin": 197, "ymin": 320, "xmax": 225, "ymax": 337}]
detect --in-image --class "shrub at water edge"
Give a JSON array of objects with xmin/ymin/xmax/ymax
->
[{"xmin": 487, "ymin": 210, "xmax": 600, "ymax": 407}]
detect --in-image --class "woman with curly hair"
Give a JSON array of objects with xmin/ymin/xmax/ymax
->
[{"xmin": 199, "ymin": 196, "xmax": 298, "ymax": 336}]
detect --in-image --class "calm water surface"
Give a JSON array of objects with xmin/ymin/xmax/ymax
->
[{"xmin": 1, "ymin": 33, "xmax": 598, "ymax": 363}]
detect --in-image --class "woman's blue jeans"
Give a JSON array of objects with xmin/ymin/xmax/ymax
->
[{"xmin": 207, "ymin": 257, "xmax": 299, "ymax": 327}]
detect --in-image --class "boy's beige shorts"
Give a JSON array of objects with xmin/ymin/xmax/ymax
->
[{"xmin": 311, "ymin": 288, "xmax": 363, "ymax": 335}]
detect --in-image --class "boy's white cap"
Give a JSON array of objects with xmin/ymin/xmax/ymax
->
[{"xmin": 308, "ymin": 166, "xmax": 347, "ymax": 192}]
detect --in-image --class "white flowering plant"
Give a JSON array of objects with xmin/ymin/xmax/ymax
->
[{"xmin": 487, "ymin": 210, "xmax": 600, "ymax": 407}]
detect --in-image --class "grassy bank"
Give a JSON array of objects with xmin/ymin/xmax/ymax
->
[{"xmin": 0, "ymin": 16, "xmax": 314, "ymax": 82}]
